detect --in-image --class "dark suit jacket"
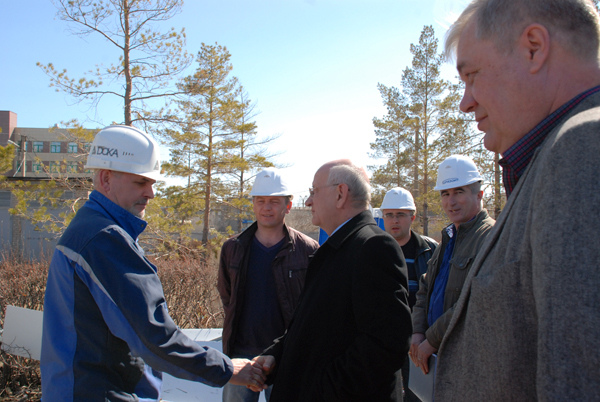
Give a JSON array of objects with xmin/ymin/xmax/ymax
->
[{"xmin": 264, "ymin": 210, "xmax": 412, "ymax": 402}]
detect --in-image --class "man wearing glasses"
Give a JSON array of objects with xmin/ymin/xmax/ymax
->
[
  {"xmin": 255, "ymin": 159, "xmax": 412, "ymax": 401},
  {"xmin": 409, "ymin": 155, "xmax": 494, "ymax": 376}
]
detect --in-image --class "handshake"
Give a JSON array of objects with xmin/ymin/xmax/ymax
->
[{"xmin": 229, "ymin": 355, "xmax": 276, "ymax": 392}]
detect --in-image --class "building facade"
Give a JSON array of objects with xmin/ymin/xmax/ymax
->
[{"xmin": 0, "ymin": 110, "xmax": 92, "ymax": 259}]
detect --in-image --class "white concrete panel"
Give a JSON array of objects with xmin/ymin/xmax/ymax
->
[{"xmin": 1, "ymin": 305, "xmax": 43, "ymax": 360}]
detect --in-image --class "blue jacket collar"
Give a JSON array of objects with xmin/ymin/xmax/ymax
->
[{"xmin": 86, "ymin": 190, "xmax": 148, "ymax": 240}]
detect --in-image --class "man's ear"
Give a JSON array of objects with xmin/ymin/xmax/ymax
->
[
  {"xmin": 335, "ymin": 183, "xmax": 350, "ymax": 209},
  {"xmin": 97, "ymin": 170, "xmax": 112, "ymax": 193},
  {"xmin": 519, "ymin": 23, "xmax": 550, "ymax": 74}
]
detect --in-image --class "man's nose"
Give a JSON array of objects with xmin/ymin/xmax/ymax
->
[
  {"xmin": 460, "ymin": 86, "xmax": 477, "ymax": 113},
  {"xmin": 146, "ymin": 185, "xmax": 155, "ymax": 199}
]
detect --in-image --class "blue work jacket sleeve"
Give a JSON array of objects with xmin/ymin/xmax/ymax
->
[{"xmin": 63, "ymin": 224, "xmax": 233, "ymax": 387}]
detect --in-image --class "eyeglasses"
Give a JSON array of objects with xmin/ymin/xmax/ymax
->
[
  {"xmin": 383, "ymin": 212, "xmax": 412, "ymax": 219},
  {"xmin": 308, "ymin": 183, "xmax": 341, "ymax": 197}
]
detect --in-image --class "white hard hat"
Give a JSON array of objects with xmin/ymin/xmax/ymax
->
[
  {"xmin": 434, "ymin": 155, "xmax": 482, "ymax": 191},
  {"xmin": 380, "ymin": 187, "xmax": 416, "ymax": 211},
  {"xmin": 84, "ymin": 125, "xmax": 161, "ymax": 180},
  {"xmin": 250, "ymin": 168, "xmax": 292, "ymax": 196}
]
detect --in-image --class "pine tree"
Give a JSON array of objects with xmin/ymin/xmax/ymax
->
[
  {"xmin": 37, "ymin": 0, "xmax": 191, "ymax": 126},
  {"xmin": 161, "ymin": 43, "xmax": 243, "ymax": 247},
  {"xmin": 226, "ymin": 88, "xmax": 281, "ymax": 232},
  {"xmin": 370, "ymin": 25, "xmax": 471, "ymax": 235}
]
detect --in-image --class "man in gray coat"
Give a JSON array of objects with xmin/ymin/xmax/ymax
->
[{"xmin": 436, "ymin": 0, "xmax": 600, "ymax": 400}]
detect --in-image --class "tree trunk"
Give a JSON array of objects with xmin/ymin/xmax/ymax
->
[
  {"xmin": 423, "ymin": 169, "xmax": 429, "ymax": 236},
  {"xmin": 123, "ymin": 0, "xmax": 132, "ymax": 126},
  {"xmin": 203, "ymin": 118, "xmax": 213, "ymax": 246}
]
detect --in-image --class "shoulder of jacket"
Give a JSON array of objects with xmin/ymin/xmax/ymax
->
[
  {"xmin": 480, "ymin": 215, "xmax": 496, "ymax": 231},
  {"xmin": 287, "ymin": 226, "xmax": 319, "ymax": 248},
  {"xmin": 419, "ymin": 234, "xmax": 438, "ymax": 247},
  {"xmin": 61, "ymin": 208, "xmax": 122, "ymax": 247}
]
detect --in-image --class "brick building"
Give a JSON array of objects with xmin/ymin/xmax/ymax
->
[{"xmin": 0, "ymin": 111, "xmax": 92, "ymax": 259}]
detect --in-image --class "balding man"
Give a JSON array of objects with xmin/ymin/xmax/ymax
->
[{"xmin": 255, "ymin": 159, "xmax": 412, "ymax": 402}]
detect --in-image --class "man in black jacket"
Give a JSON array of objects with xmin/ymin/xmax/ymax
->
[
  {"xmin": 380, "ymin": 187, "xmax": 437, "ymax": 401},
  {"xmin": 218, "ymin": 168, "xmax": 319, "ymax": 402},
  {"xmin": 380, "ymin": 187, "xmax": 438, "ymax": 309},
  {"xmin": 255, "ymin": 159, "xmax": 412, "ymax": 402}
]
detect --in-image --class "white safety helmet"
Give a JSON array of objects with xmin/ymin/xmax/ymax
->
[
  {"xmin": 434, "ymin": 155, "xmax": 482, "ymax": 191},
  {"xmin": 84, "ymin": 125, "xmax": 161, "ymax": 180},
  {"xmin": 380, "ymin": 187, "xmax": 416, "ymax": 211},
  {"xmin": 250, "ymin": 168, "xmax": 292, "ymax": 197}
]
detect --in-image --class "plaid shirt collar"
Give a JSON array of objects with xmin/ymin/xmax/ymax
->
[{"xmin": 499, "ymin": 85, "xmax": 600, "ymax": 197}]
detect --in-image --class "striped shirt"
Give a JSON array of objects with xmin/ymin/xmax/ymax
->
[{"xmin": 499, "ymin": 85, "xmax": 600, "ymax": 197}]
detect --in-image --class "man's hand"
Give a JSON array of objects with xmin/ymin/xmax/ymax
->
[
  {"xmin": 246, "ymin": 355, "xmax": 276, "ymax": 392},
  {"xmin": 415, "ymin": 339, "xmax": 437, "ymax": 375},
  {"xmin": 253, "ymin": 355, "xmax": 275, "ymax": 375},
  {"xmin": 229, "ymin": 358, "xmax": 267, "ymax": 390},
  {"xmin": 409, "ymin": 333, "xmax": 426, "ymax": 366}
]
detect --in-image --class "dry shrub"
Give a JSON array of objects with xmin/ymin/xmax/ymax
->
[
  {"xmin": 0, "ymin": 350, "xmax": 41, "ymax": 401},
  {"xmin": 0, "ymin": 257, "xmax": 48, "ymax": 328},
  {"xmin": 154, "ymin": 256, "xmax": 224, "ymax": 329},
  {"xmin": 0, "ymin": 254, "xmax": 47, "ymax": 402}
]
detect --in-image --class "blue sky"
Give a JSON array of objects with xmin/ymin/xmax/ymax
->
[{"xmin": 1, "ymin": 0, "xmax": 469, "ymax": 203}]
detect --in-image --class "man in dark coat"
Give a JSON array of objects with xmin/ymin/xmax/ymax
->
[{"xmin": 254, "ymin": 159, "xmax": 412, "ymax": 402}]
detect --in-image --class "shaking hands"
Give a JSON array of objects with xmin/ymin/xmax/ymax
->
[{"xmin": 229, "ymin": 355, "xmax": 276, "ymax": 392}]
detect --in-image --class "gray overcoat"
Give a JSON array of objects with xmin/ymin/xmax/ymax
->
[{"xmin": 435, "ymin": 91, "xmax": 600, "ymax": 401}]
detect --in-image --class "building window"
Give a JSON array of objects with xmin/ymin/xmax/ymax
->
[
  {"xmin": 67, "ymin": 162, "xmax": 78, "ymax": 173},
  {"xmin": 68, "ymin": 142, "xmax": 78, "ymax": 153},
  {"xmin": 49, "ymin": 161, "xmax": 61, "ymax": 173},
  {"xmin": 50, "ymin": 142, "xmax": 61, "ymax": 153},
  {"xmin": 84, "ymin": 143, "xmax": 91, "ymax": 152},
  {"xmin": 33, "ymin": 141, "xmax": 43, "ymax": 152},
  {"xmin": 32, "ymin": 161, "xmax": 43, "ymax": 173}
]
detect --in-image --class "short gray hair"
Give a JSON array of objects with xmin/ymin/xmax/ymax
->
[
  {"xmin": 326, "ymin": 164, "xmax": 371, "ymax": 209},
  {"xmin": 468, "ymin": 181, "xmax": 482, "ymax": 195},
  {"xmin": 445, "ymin": 0, "xmax": 600, "ymax": 61}
]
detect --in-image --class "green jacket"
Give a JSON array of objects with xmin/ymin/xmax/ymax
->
[{"xmin": 411, "ymin": 209, "xmax": 495, "ymax": 349}]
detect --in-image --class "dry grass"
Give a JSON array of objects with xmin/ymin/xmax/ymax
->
[
  {"xmin": 154, "ymin": 255, "xmax": 224, "ymax": 329},
  {"xmin": 0, "ymin": 253, "xmax": 223, "ymax": 401}
]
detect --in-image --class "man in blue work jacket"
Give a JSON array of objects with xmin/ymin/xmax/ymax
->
[{"xmin": 41, "ymin": 125, "xmax": 265, "ymax": 401}]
